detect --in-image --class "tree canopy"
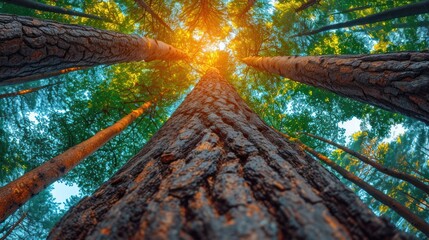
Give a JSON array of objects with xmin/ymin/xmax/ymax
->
[{"xmin": 0, "ymin": 0, "xmax": 428, "ymax": 238}]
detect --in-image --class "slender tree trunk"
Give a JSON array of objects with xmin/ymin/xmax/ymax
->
[
  {"xmin": 0, "ymin": 14, "xmax": 187, "ymax": 85},
  {"xmin": 237, "ymin": 0, "xmax": 256, "ymax": 17},
  {"xmin": 4, "ymin": 0, "xmax": 106, "ymax": 21},
  {"xmin": 0, "ymin": 67, "xmax": 87, "ymax": 86},
  {"xmin": 49, "ymin": 68, "xmax": 404, "ymax": 239},
  {"xmin": 294, "ymin": 0, "xmax": 429, "ymax": 37},
  {"xmin": 134, "ymin": 0, "xmax": 173, "ymax": 31},
  {"xmin": 0, "ymin": 101, "xmax": 152, "ymax": 222},
  {"xmin": 330, "ymin": 5, "xmax": 373, "ymax": 15},
  {"xmin": 353, "ymin": 21, "xmax": 429, "ymax": 32},
  {"xmin": 242, "ymin": 52, "xmax": 429, "ymax": 124},
  {"xmin": 0, "ymin": 212, "xmax": 26, "ymax": 240},
  {"xmin": 0, "ymin": 82, "xmax": 60, "ymax": 99},
  {"xmin": 301, "ymin": 132, "xmax": 429, "ymax": 194},
  {"xmin": 291, "ymin": 136, "xmax": 429, "ymax": 236},
  {"xmin": 295, "ymin": 0, "xmax": 321, "ymax": 13}
]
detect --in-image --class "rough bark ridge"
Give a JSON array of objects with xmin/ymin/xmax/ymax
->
[
  {"xmin": 49, "ymin": 68, "xmax": 404, "ymax": 239},
  {"xmin": 0, "ymin": 14, "xmax": 187, "ymax": 85},
  {"xmin": 243, "ymin": 53, "xmax": 429, "ymax": 124}
]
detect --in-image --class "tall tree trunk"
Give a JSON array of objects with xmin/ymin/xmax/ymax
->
[
  {"xmin": 290, "ymin": 135, "xmax": 429, "ymax": 236},
  {"xmin": 237, "ymin": 0, "xmax": 256, "ymax": 17},
  {"xmin": 134, "ymin": 0, "xmax": 173, "ymax": 32},
  {"xmin": 49, "ymin": 68, "xmax": 405, "ymax": 239},
  {"xmin": 301, "ymin": 132, "xmax": 429, "ymax": 194},
  {"xmin": 0, "ymin": 101, "xmax": 152, "ymax": 222},
  {"xmin": 0, "ymin": 82, "xmax": 60, "ymax": 99},
  {"xmin": 353, "ymin": 21, "xmax": 429, "ymax": 33},
  {"xmin": 330, "ymin": 5, "xmax": 373, "ymax": 15},
  {"xmin": 0, "ymin": 212, "xmax": 26, "ymax": 240},
  {"xmin": 1, "ymin": 67, "xmax": 87, "ymax": 86},
  {"xmin": 295, "ymin": 0, "xmax": 321, "ymax": 13},
  {"xmin": 294, "ymin": 0, "xmax": 429, "ymax": 37},
  {"xmin": 0, "ymin": 14, "xmax": 187, "ymax": 85},
  {"xmin": 242, "ymin": 53, "xmax": 429, "ymax": 124},
  {"xmin": 4, "ymin": 0, "xmax": 106, "ymax": 21}
]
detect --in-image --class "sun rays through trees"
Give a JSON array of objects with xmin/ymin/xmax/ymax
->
[{"xmin": 0, "ymin": 0, "xmax": 429, "ymax": 239}]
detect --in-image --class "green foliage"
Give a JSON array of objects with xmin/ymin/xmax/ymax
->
[{"xmin": 1, "ymin": 0, "xmax": 428, "ymax": 238}]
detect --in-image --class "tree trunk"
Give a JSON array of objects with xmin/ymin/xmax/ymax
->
[
  {"xmin": 134, "ymin": 0, "xmax": 173, "ymax": 32},
  {"xmin": 0, "ymin": 101, "xmax": 152, "ymax": 222},
  {"xmin": 330, "ymin": 5, "xmax": 373, "ymax": 15},
  {"xmin": 292, "ymin": 136, "xmax": 429, "ymax": 236},
  {"xmin": 301, "ymin": 132, "xmax": 429, "ymax": 194},
  {"xmin": 0, "ymin": 82, "xmax": 60, "ymax": 99},
  {"xmin": 49, "ymin": 68, "xmax": 405, "ymax": 239},
  {"xmin": 0, "ymin": 212, "xmax": 26, "ymax": 240},
  {"xmin": 0, "ymin": 14, "xmax": 187, "ymax": 85},
  {"xmin": 353, "ymin": 21, "xmax": 429, "ymax": 33},
  {"xmin": 242, "ymin": 53, "xmax": 429, "ymax": 124},
  {"xmin": 237, "ymin": 0, "xmax": 256, "ymax": 17},
  {"xmin": 4, "ymin": 0, "xmax": 106, "ymax": 21},
  {"xmin": 295, "ymin": 0, "xmax": 321, "ymax": 13},
  {"xmin": 1, "ymin": 67, "xmax": 86, "ymax": 86},
  {"xmin": 294, "ymin": 0, "xmax": 429, "ymax": 37}
]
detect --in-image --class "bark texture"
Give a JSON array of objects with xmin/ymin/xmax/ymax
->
[
  {"xmin": 0, "ymin": 14, "xmax": 187, "ymax": 85},
  {"xmin": 243, "ymin": 53, "xmax": 429, "ymax": 124},
  {"xmin": 49, "ymin": 68, "xmax": 405, "ymax": 239},
  {"xmin": 294, "ymin": 0, "xmax": 429, "ymax": 36},
  {"xmin": 0, "ymin": 102, "xmax": 152, "ymax": 223}
]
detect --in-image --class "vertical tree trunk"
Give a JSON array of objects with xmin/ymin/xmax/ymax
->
[
  {"xmin": 242, "ymin": 53, "xmax": 429, "ymax": 124},
  {"xmin": 294, "ymin": 0, "xmax": 429, "ymax": 37},
  {"xmin": 0, "ymin": 14, "xmax": 187, "ymax": 85},
  {"xmin": 0, "ymin": 102, "xmax": 152, "ymax": 222},
  {"xmin": 49, "ymin": 68, "xmax": 405, "ymax": 239}
]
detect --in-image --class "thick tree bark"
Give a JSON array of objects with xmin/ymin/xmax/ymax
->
[
  {"xmin": 4, "ymin": 0, "xmax": 106, "ymax": 21},
  {"xmin": 134, "ymin": 0, "xmax": 173, "ymax": 32},
  {"xmin": 0, "ymin": 101, "xmax": 152, "ymax": 223},
  {"xmin": 0, "ymin": 82, "xmax": 60, "ymax": 99},
  {"xmin": 302, "ymin": 132, "xmax": 429, "ymax": 194},
  {"xmin": 0, "ymin": 14, "xmax": 187, "ymax": 85},
  {"xmin": 49, "ymin": 68, "xmax": 405, "ymax": 239},
  {"xmin": 242, "ymin": 53, "xmax": 429, "ymax": 124},
  {"xmin": 294, "ymin": 0, "xmax": 429, "ymax": 37}
]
